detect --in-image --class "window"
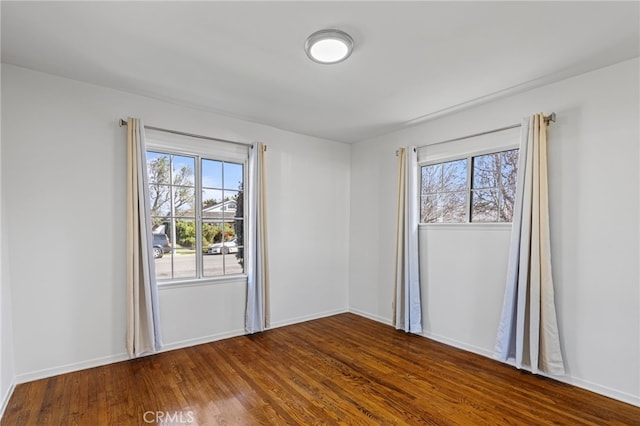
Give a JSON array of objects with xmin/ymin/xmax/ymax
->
[
  {"xmin": 146, "ymin": 150, "xmax": 246, "ymax": 281},
  {"xmin": 420, "ymin": 149, "xmax": 519, "ymax": 223}
]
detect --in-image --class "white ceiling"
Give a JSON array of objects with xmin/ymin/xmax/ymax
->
[{"xmin": 2, "ymin": 1, "xmax": 639, "ymax": 143}]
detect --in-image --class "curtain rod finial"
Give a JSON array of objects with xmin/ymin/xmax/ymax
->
[{"xmin": 544, "ymin": 112, "xmax": 556, "ymax": 124}]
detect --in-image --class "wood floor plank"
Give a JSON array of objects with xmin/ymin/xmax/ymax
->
[{"xmin": 2, "ymin": 313, "xmax": 639, "ymax": 425}]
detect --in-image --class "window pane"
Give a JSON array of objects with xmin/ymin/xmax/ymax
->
[
  {"xmin": 202, "ymin": 221, "xmax": 218, "ymax": 247},
  {"xmin": 202, "ymin": 159, "xmax": 223, "ymax": 189},
  {"xmin": 173, "ymin": 219, "xmax": 196, "ymax": 248},
  {"xmin": 203, "ymin": 221, "xmax": 224, "ymax": 276},
  {"xmin": 224, "ymin": 162, "xmax": 244, "ymax": 191},
  {"xmin": 421, "ymin": 159, "xmax": 467, "ymax": 223},
  {"xmin": 173, "ymin": 219, "xmax": 196, "ymax": 279},
  {"xmin": 441, "ymin": 191, "xmax": 467, "ymax": 222},
  {"xmin": 421, "ymin": 164, "xmax": 442, "ymax": 195},
  {"xmin": 223, "ymin": 250, "xmax": 244, "ymax": 275},
  {"xmin": 152, "ymin": 231, "xmax": 172, "ymax": 280},
  {"xmin": 499, "ymin": 185, "xmax": 516, "ymax": 222},
  {"xmin": 154, "ymin": 219, "xmax": 196, "ymax": 280},
  {"xmin": 203, "ymin": 251, "xmax": 224, "ymax": 276},
  {"xmin": 149, "ymin": 184, "xmax": 171, "ymax": 217},
  {"xmin": 471, "ymin": 189, "xmax": 499, "ymax": 222},
  {"xmin": 147, "ymin": 152, "xmax": 171, "ymax": 184},
  {"xmin": 442, "ymin": 159, "xmax": 468, "ymax": 192},
  {"xmin": 154, "ymin": 253, "xmax": 173, "ymax": 280},
  {"xmin": 221, "ymin": 190, "xmax": 239, "ymax": 218},
  {"xmin": 501, "ymin": 149, "xmax": 519, "ymax": 186},
  {"xmin": 173, "ymin": 186, "xmax": 195, "ymax": 217},
  {"xmin": 149, "ymin": 185, "xmax": 194, "ymax": 218},
  {"xmin": 202, "ymin": 220, "xmax": 243, "ymax": 277},
  {"xmin": 172, "ymin": 251, "xmax": 197, "ymax": 279},
  {"xmin": 421, "ymin": 194, "xmax": 440, "ymax": 223},
  {"xmin": 202, "ymin": 188, "xmax": 224, "ymax": 218},
  {"xmin": 473, "ymin": 153, "xmax": 499, "ymax": 189},
  {"xmin": 233, "ymin": 217, "xmax": 244, "ymax": 248},
  {"xmin": 171, "ymin": 155, "xmax": 195, "ymax": 187},
  {"xmin": 151, "ymin": 218, "xmax": 169, "ymax": 234}
]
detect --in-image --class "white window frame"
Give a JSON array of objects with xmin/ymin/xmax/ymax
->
[
  {"xmin": 419, "ymin": 144, "xmax": 519, "ymax": 225},
  {"xmin": 145, "ymin": 129, "xmax": 250, "ymax": 287}
]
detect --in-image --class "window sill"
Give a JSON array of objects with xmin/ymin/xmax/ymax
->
[
  {"xmin": 157, "ymin": 274, "xmax": 247, "ymax": 291},
  {"xmin": 419, "ymin": 222, "xmax": 512, "ymax": 231}
]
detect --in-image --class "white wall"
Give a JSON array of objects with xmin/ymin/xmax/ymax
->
[
  {"xmin": 0, "ymin": 57, "xmax": 17, "ymax": 416},
  {"xmin": 421, "ymin": 224, "xmax": 512, "ymax": 354},
  {"xmin": 1, "ymin": 64, "xmax": 350, "ymax": 382},
  {"xmin": 0, "ymin": 220, "xmax": 15, "ymax": 417},
  {"xmin": 349, "ymin": 58, "xmax": 640, "ymax": 405}
]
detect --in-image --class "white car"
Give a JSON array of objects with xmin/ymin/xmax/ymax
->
[{"xmin": 205, "ymin": 238, "xmax": 239, "ymax": 255}]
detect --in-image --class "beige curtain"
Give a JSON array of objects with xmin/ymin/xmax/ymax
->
[
  {"xmin": 495, "ymin": 114, "xmax": 564, "ymax": 375},
  {"xmin": 393, "ymin": 147, "xmax": 422, "ymax": 333},
  {"xmin": 126, "ymin": 118, "xmax": 161, "ymax": 357},
  {"xmin": 245, "ymin": 142, "xmax": 269, "ymax": 333}
]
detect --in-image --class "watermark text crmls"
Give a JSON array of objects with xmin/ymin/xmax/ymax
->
[{"xmin": 143, "ymin": 410, "xmax": 195, "ymax": 424}]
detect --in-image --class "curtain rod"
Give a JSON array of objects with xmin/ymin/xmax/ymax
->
[
  {"xmin": 413, "ymin": 112, "xmax": 556, "ymax": 152},
  {"xmin": 119, "ymin": 119, "xmax": 254, "ymax": 148}
]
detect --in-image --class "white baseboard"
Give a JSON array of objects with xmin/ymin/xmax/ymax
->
[
  {"xmin": 543, "ymin": 373, "xmax": 640, "ymax": 408},
  {"xmin": 0, "ymin": 380, "xmax": 16, "ymax": 420},
  {"xmin": 14, "ymin": 310, "xmax": 347, "ymax": 385},
  {"xmin": 268, "ymin": 308, "xmax": 349, "ymax": 329},
  {"xmin": 419, "ymin": 330, "xmax": 496, "ymax": 359},
  {"xmin": 15, "ymin": 353, "xmax": 130, "ymax": 385},
  {"xmin": 422, "ymin": 331, "xmax": 640, "ymax": 408},
  {"xmin": 348, "ymin": 308, "xmax": 393, "ymax": 326},
  {"xmin": 159, "ymin": 329, "xmax": 246, "ymax": 353},
  {"xmin": 345, "ymin": 314, "xmax": 640, "ymax": 408}
]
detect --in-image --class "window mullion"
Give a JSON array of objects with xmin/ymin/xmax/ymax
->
[
  {"xmin": 466, "ymin": 155, "xmax": 472, "ymax": 223},
  {"xmin": 497, "ymin": 154, "xmax": 503, "ymax": 222},
  {"xmin": 195, "ymin": 156, "xmax": 203, "ymax": 278},
  {"xmin": 169, "ymin": 155, "xmax": 176, "ymax": 280},
  {"xmin": 221, "ymin": 162, "xmax": 226, "ymax": 276}
]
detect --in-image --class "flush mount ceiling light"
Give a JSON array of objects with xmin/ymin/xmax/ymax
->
[{"xmin": 305, "ymin": 29, "xmax": 353, "ymax": 64}]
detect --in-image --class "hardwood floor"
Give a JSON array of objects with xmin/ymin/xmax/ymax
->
[{"xmin": 3, "ymin": 313, "xmax": 639, "ymax": 425}]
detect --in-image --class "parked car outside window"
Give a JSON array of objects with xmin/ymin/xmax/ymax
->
[
  {"xmin": 152, "ymin": 233, "xmax": 172, "ymax": 259},
  {"xmin": 204, "ymin": 238, "xmax": 238, "ymax": 255}
]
